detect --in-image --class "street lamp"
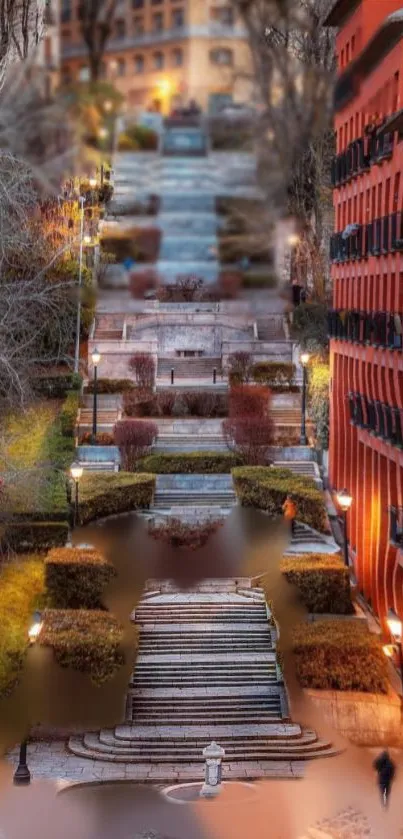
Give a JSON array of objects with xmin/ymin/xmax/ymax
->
[
  {"xmin": 28, "ymin": 611, "xmax": 43, "ymax": 645},
  {"xmin": 300, "ymin": 351, "xmax": 310, "ymax": 445},
  {"xmin": 83, "ymin": 234, "xmax": 92, "ymax": 245},
  {"xmin": 386, "ymin": 608, "xmax": 403, "ymax": 688},
  {"xmin": 89, "ymin": 177, "xmax": 97, "ymax": 188},
  {"xmin": 74, "ymin": 196, "xmax": 85, "ymax": 374},
  {"xmin": 336, "ymin": 488, "xmax": 353, "ymax": 568},
  {"xmin": 13, "ymin": 740, "xmax": 31, "ymax": 786},
  {"xmin": 91, "ymin": 348, "xmax": 101, "ymax": 443},
  {"xmin": 70, "ymin": 462, "xmax": 83, "ymax": 526}
]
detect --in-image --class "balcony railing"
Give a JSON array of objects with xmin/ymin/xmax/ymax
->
[
  {"xmin": 389, "ymin": 507, "xmax": 403, "ymax": 547},
  {"xmin": 331, "ymin": 128, "xmax": 394, "ymax": 187},
  {"xmin": 330, "ymin": 212, "xmax": 403, "ymax": 262},
  {"xmin": 348, "ymin": 393, "xmax": 403, "ymax": 448},
  {"xmin": 328, "ymin": 309, "xmax": 403, "ymax": 349}
]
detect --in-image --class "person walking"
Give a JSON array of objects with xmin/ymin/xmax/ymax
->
[
  {"xmin": 373, "ymin": 750, "xmax": 396, "ymax": 807},
  {"xmin": 282, "ymin": 494, "xmax": 297, "ymax": 538}
]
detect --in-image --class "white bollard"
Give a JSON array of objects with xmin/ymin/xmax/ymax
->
[{"xmin": 200, "ymin": 741, "xmax": 225, "ymax": 798}]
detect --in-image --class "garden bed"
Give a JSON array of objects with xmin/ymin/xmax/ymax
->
[
  {"xmin": 40, "ymin": 609, "xmax": 125, "ymax": 684},
  {"xmin": 280, "ymin": 554, "xmax": 353, "ymax": 615},
  {"xmin": 0, "ymin": 557, "xmax": 45, "ymax": 698},
  {"xmin": 232, "ymin": 466, "xmax": 328, "ymax": 532},
  {"xmin": 77, "ymin": 472, "xmax": 155, "ymax": 524},
  {"xmin": 138, "ymin": 452, "xmax": 240, "ymax": 474}
]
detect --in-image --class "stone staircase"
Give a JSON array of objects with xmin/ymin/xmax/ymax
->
[
  {"xmin": 157, "ymin": 357, "xmax": 222, "ymax": 379},
  {"xmin": 151, "ymin": 474, "xmax": 235, "ymax": 510},
  {"xmin": 68, "ymin": 584, "xmax": 337, "ymax": 778},
  {"xmin": 257, "ymin": 317, "xmax": 287, "ymax": 341},
  {"xmin": 273, "ymin": 460, "xmax": 322, "ymax": 488},
  {"xmin": 77, "ymin": 408, "xmax": 119, "ymax": 433}
]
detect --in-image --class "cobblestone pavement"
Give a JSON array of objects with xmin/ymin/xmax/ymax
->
[{"xmin": 300, "ymin": 808, "xmax": 374, "ymax": 838}]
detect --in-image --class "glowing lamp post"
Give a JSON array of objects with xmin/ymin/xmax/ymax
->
[
  {"xmin": 13, "ymin": 613, "xmax": 43, "ymax": 785},
  {"xmin": 70, "ymin": 462, "xmax": 83, "ymax": 526},
  {"xmin": 336, "ymin": 488, "xmax": 353, "ymax": 568},
  {"xmin": 300, "ymin": 351, "xmax": 310, "ymax": 445},
  {"xmin": 387, "ymin": 608, "xmax": 403, "ymax": 688},
  {"xmin": 91, "ymin": 348, "xmax": 101, "ymax": 442}
]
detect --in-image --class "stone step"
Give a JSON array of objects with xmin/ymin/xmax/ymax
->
[
  {"xmin": 78, "ymin": 462, "xmax": 117, "ymax": 472},
  {"xmin": 97, "ymin": 730, "xmax": 320, "ymax": 751},
  {"xmin": 157, "ymin": 357, "xmax": 222, "ymax": 378},
  {"xmin": 131, "ymin": 677, "xmax": 278, "ymax": 687}
]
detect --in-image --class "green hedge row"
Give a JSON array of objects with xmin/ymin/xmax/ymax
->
[
  {"xmin": 45, "ymin": 547, "xmax": 116, "ymax": 608},
  {"xmin": 292, "ymin": 619, "xmax": 389, "ymax": 693},
  {"xmin": 32, "ymin": 373, "xmax": 82, "ymax": 399},
  {"xmin": 86, "ymin": 378, "xmax": 135, "ymax": 394},
  {"xmin": 280, "ymin": 554, "xmax": 353, "ymax": 614},
  {"xmin": 60, "ymin": 391, "xmax": 80, "ymax": 437},
  {"xmin": 40, "ymin": 609, "xmax": 125, "ymax": 684},
  {"xmin": 138, "ymin": 451, "xmax": 240, "ymax": 474},
  {"xmin": 78, "ymin": 472, "xmax": 155, "ymax": 524},
  {"xmin": 232, "ymin": 466, "xmax": 328, "ymax": 533},
  {"xmin": 1, "ymin": 522, "xmax": 69, "ymax": 552}
]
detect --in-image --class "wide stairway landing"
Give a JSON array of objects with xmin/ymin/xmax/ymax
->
[
  {"xmin": 68, "ymin": 582, "xmax": 337, "ymax": 780},
  {"xmin": 157, "ymin": 357, "xmax": 222, "ymax": 379}
]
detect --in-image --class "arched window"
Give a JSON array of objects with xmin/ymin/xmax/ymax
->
[
  {"xmin": 209, "ymin": 48, "xmax": 233, "ymax": 66},
  {"xmin": 153, "ymin": 51, "xmax": 164, "ymax": 69},
  {"xmin": 171, "ymin": 48, "xmax": 183, "ymax": 67},
  {"xmin": 134, "ymin": 54, "xmax": 144, "ymax": 73}
]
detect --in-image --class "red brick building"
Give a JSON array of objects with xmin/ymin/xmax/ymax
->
[{"xmin": 326, "ymin": 0, "xmax": 403, "ymax": 622}]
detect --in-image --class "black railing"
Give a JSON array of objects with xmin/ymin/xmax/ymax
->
[
  {"xmin": 331, "ymin": 129, "xmax": 394, "ymax": 187},
  {"xmin": 328, "ymin": 309, "xmax": 403, "ymax": 349},
  {"xmin": 348, "ymin": 393, "xmax": 403, "ymax": 448},
  {"xmin": 330, "ymin": 212, "xmax": 403, "ymax": 262},
  {"xmin": 389, "ymin": 507, "xmax": 403, "ymax": 547}
]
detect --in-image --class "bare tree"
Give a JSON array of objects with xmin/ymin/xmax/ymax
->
[
  {"xmin": 0, "ymin": 0, "xmax": 43, "ymax": 89},
  {"xmin": 233, "ymin": 0, "xmax": 336, "ymax": 300},
  {"xmin": 79, "ymin": 0, "xmax": 120, "ymax": 82}
]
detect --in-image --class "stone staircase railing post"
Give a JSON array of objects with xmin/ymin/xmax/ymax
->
[{"xmin": 200, "ymin": 742, "xmax": 225, "ymax": 798}]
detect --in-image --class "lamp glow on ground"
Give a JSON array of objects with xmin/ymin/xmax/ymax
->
[
  {"xmin": 28, "ymin": 611, "xmax": 43, "ymax": 644},
  {"xmin": 386, "ymin": 608, "xmax": 403, "ymax": 689}
]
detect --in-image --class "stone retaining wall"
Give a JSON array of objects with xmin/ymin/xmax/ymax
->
[{"xmin": 305, "ymin": 687, "xmax": 402, "ymax": 746}]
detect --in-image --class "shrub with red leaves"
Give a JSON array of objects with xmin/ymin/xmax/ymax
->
[
  {"xmin": 129, "ymin": 353, "xmax": 155, "ymax": 391},
  {"xmin": 229, "ymin": 385, "xmax": 270, "ymax": 417},
  {"xmin": 114, "ymin": 419, "xmax": 158, "ymax": 470},
  {"xmin": 148, "ymin": 517, "xmax": 222, "ymax": 550},
  {"xmin": 222, "ymin": 415, "xmax": 274, "ymax": 465},
  {"xmin": 227, "ymin": 351, "xmax": 253, "ymax": 385}
]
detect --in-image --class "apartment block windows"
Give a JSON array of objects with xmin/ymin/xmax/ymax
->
[
  {"xmin": 116, "ymin": 19, "xmax": 126, "ymax": 39},
  {"xmin": 134, "ymin": 54, "xmax": 144, "ymax": 73},
  {"xmin": 210, "ymin": 48, "xmax": 233, "ymax": 66},
  {"xmin": 171, "ymin": 48, "xmax": 183, "ymax": 67},
  {"xmin": 153, "ymin": 51, "xmax": 164, "ymax": 69},
  {"xmin": 61, "ymin": 0, "xmax": 71, "ymax": 22},
  {"xmin": 172, "ymin": 8, "xmax": 184, "ymax": 28},
  {"xmin": 153, "ymin": 12, "xmax": 163, "ymax": 31},
  {"xmin": 133, "ymin": 16, "xmax": 144, "ymax": 35},
  {"xmin": 210, "ymin": 5, "xmax": 234, "ymax": 25}
]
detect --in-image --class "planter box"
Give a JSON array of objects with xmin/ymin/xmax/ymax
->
[{"xmin": 304, "ymin": 687, "xmax": 401, "ymax": 746}]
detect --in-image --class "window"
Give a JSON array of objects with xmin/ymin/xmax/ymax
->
[
  {"xmin": 132, "ymin": 0, "xmax": 144, "ymax": 7},
  {"xmin": 171, "ymin": 47, "xmax": 183, "ymax": 67},
  {"xmin": 133, "ymin": 15, "xmax": 144, "ymax": 34},
  {"xmin": 153, "ymin": 12, "xmax": 163, "ymax": 31},
  {"xmin": 210, "ymin": 48, "xmax": 233, "ymax": 66},
  {"xmin": 172, "ymin": 7, "xmax": 184, "ymax": 27},
  {"xmin": 134, "ymin": 54, "xmax": 144, "ymax": 73},
  {"xmin": 117, "ymin": 58, "xmax": 125, "ymax": 76},
  {"xmin": 78, "ymin": 65, "xmax": 90, "ymax": 81},
  {"xmin": 153, "ymin": 51, "xmax": 164, "ymax": 69},
  {"xmin": 115, "ymin": 19, "xmax": 125, "ymax": 39},
  {"xmin": 61, "ymin": 0, "xmax": 71, "ymax": 22},
  {"xmin": 346, "ymin": 42, "xmax": 350, "ymax": 64},
  {"xmin": 351, "ymin": 34, "xmax": 355, "ymax": 55}
]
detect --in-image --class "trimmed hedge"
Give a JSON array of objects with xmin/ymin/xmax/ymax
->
[
  {"xmin": 45, "ymin": 547, "xmax": 116, "ymax": 608},
  {"xmin": 60, "ymin": 391, "xmax": 80, "ymax": 437},
  {"xmin": 86, "ymin": 378, "xmax": 135, "ymax": 394},
  {"xmin": 32, "ymin": 372, "xmax": 82, "ymax": 398},
  {"xmin": 40, "ymin": 609, "xmax": 125, "ymax": 684},
  {"xmin": 252, "ymin": 362, "xmax": 295, "ymax": 388},
  {"xmin": 138, "ymin": 452, "xmax": 240, "ymax": 474},
  {"xmin": 1, "ymin": 522, "xmax": 69, "ymax": 552},
  {"xmin": 280, "ymin": 554, "xmax": 353, "ymax": 614},
  {"xmin": 232, "ymin": 466, "xmax": 328, "ymax": 533},
  {"xmin": 78, "ymin": 472, "xmax": 155, "ymax": 524},
  {"xmin": 291, "ymin": 620, "xmax": 389, "ymax": 693},
  {"xmin": 0, "ymin": 557, "xmax": 45, "ymax": 698}
]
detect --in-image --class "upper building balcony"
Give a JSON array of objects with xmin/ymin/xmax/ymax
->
[
  {"xmin": 329, "ymin": 212, "xmax": 403, "ymax": 263},
  {"xmin": 331, "ymin": 124, "xmax": 394, "ymax": 186}
]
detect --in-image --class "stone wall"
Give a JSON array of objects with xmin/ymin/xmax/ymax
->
[{"xmin": 305, "ymin": 688, "xmax": 402, "ymax": 746}]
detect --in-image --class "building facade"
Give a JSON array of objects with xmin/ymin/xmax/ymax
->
[
  {"xmin": 60, "ymin": 0, "xmax": 252, "ymax": 114},
  {"xmin": 326, "ymin": 0, "xmax": 403, "ymax": 622}
]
